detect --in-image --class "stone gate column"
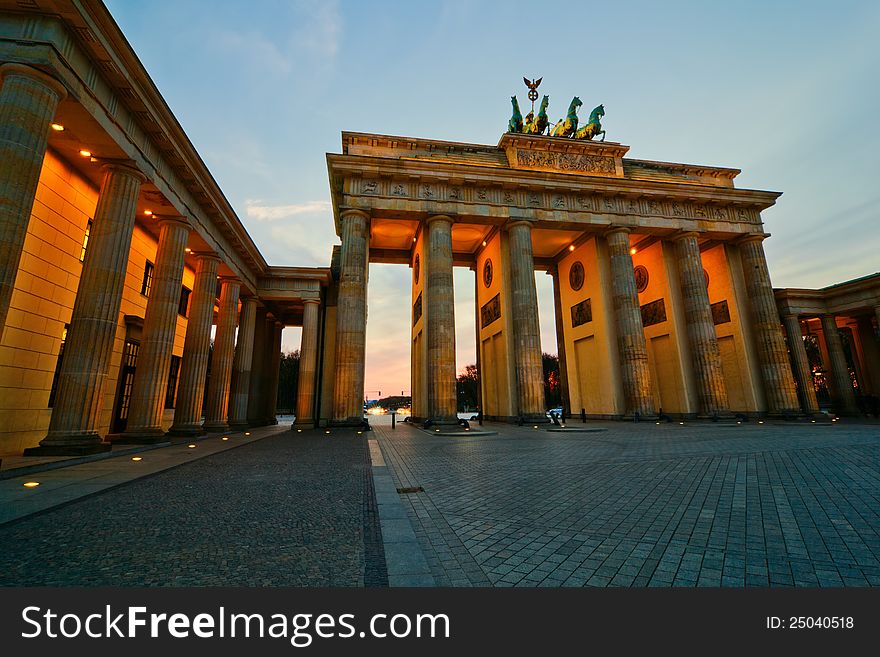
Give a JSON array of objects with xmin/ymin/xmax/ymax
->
[
  {"xmin": 203, "ymin": 278, "xmax": 240, "ymax": 431},
  {"xmin": 0, "ymin": 64, "xmax": 66, "ymax": 339},
  {"xmin": 168, "ymin": 254, "xmax": 220, "ymax": 435},
  {"xmin": 263, "ymin": 320, "xmax": 282, "ymax": 425},
  {"xmin": 673, "ymin": 232, "xmax": 729, "ymax": 416},
  {"xmin": 548, "ymin": 265, "xmax": 571, "ymax": 415},
  {"xmin": 119, "ymin": 217, "xmax": 190, "ymax": 443},
  {"xmin": 508, "ymin": 220, "xmax": 546, "ymax": 420},
  {"xmin": 295, "ymin": 298, "xmax": 321, "ymax": 426},
  {"xmin": 425, "ymin": 215, "xmax": 458, "ymax": 423},
  {"xmin": 28, "ymin": 164, "xmax": 145, "ymax": 455},
  {"xmin": 229, "ymin": 296, "xmax": 257, "ymax": 429},
  {"xmin": 332, "ymin": 209, "xmax": 369, "ymax": 425},
  {"xmin": 247, "ymin": 307, "xmax": 268, "ymax": 425},
  {"xmin": 782, "ymin": 314, "xmax": 819, "ymax": 414},
  {"xmin": 606, "ymin": 227, "xmax": 655, "ymax": 417},
  {"xmin": 738, "ymin": 236, "xmax": 800, "ymax": 414},
  {"xmin": 820, "ymin": 314, "xmax": 858, "ymax": 415}
]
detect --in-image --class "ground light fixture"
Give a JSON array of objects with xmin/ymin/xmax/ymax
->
[
  {"xmin": 244, "ymin": 432, "xmax": 250, "ymax": 436},
  {"xmin": 296, "ymin": 429, "xmax": 302, "ymax": 433},
  {"xmin": 221, "ymin": 436, "xmax": 229, "ymax": 441},
  {"xmin": 23, "ymin": 481, "xmax": 40, "ymax": 488},
  {"xmin": 325, "ymin": 430, "xmax": 331, "ymax": 435},
  {"xmin": 131, "ymin": 456, "xmax": 143, "ymax": 462},
  {"xmin": 187, "ymin": 443, "xmax": 196, "ymax": 449}
]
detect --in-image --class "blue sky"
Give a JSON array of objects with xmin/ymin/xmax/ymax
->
[{"xmin": 105, "ymin": 0, "xmax": 880, "ymax": 398}]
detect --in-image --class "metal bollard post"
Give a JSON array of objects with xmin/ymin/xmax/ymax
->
[
  {"xmin": 581, "ymin": 408, "xmax": 586, "ymax": 423},
  {"xmin": 391, "ymin": 412, "xmax": 396, "ymax": 429}
]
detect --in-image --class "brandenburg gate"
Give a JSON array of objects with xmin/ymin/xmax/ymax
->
[{"xmin": 321, "ymin": 130, "xmax": 801, "ymax": 425}]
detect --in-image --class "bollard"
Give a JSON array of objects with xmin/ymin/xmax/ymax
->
[
  {"xmin": 391, "ymin": 412, "xmax": 396, "ymax": 429},
  {"xmin": 581, "ymin": 408, "xmax": 586, "ymax": 423}
]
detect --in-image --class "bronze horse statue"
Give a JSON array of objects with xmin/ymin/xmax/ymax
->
[
  {"xmin": 575, "ymin": 104, "xmax": 606, "ymax": 141},
  {"xmin": 551, "ymin": 96, "xmax": 582, "ymax": 138},
  {"xmin": 508, "ymin": 96, "xmax": 523, "ymax": 133},
  {"xmin": 523, "ymin": 94, "xmax": 550, "ymax": 135}
]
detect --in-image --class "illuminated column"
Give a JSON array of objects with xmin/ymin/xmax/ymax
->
[
  {"xmin": 295, "ymin": 298, "xmax": 321, "ymax": 426},
  {"xmin": 782, "ymin": 314, "xmax": 819, "ymax": 414},
  {"xmin": 246, "ymin": 307, "xmax": 268, "ymax": 425},
  {"xmin": 673, "ymin": 232, "xmax": 729, "ymax": 416},
  {"xmin": 548, "ymin": 265, "xmax": 571, "ymax": 414},
  {"xmin": 332, "ymin": 209, "xmax": 369, "ymax": 425},
  {"xmin": 168, "ymin": 254, "xmax": 220, "ymax": 435},
  {"xmin": 508, "ymin": 220, "xmax": 546, "ymax": 420},
  {"xmin": 120, "ymin": 217, "xmax": 190, "ymax": 442},
  {"xmin": 203, "ymin": 278, "xmax": 241, "ymax": 431},
  {"xmin": 29, "ymin": 164, "xmax": 144, "ymax": 455},
  {"xmin": 820, "ymin": 314, "xmax": 858, "ymax": 414},
  {"xmin": 738, "ymin": 236, "xmax": 800, "ymax": 414},
  {"xmin": 425, "ymin": 215, "xmax": 458, "ymax": 423},
  {"xmin": 606, "ymin": 227, "xmax": 655, "ymax": 417},
  {"xmin": 263, "ymin": 320, "xmax": 282, "ymax": 424},
  {"xmin": 229, "ymin": 296, "xmax": 257, "ymax": 429},
  {"xmin": 0, "ymin": 64, "xmax": 66, "ymax": 339}
]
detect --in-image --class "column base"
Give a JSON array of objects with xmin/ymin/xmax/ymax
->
[
  {"xmin": 228, "ymin": 421, "xmax": 250, "ymax": 431},
  {"xmin": 111, "ymin": 429, "xmax": 168, "ymax": 445},
  {"xmin": 202, "ymin": 422, "xmax": 230, "ymax": 433},
  {"xmin": 166, "ymin": 424, "xmax": 206, "ymax": 437},
  {"xmin": 24, "ymin": 441, "xmax": 111, "ymax": 456},
  {"xmin": 516, "ymin": 414, "xmax": 550, "ymax": 425},
  {"xmin": 329, "ymin": 417, "xmax": 368, "ymax": 428}
]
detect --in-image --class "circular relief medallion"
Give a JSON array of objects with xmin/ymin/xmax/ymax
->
[
  {"xmin": 569, "ymin": 261, "xmax": 585, "ymax": 292},
  {"xmin": 414, "ymin": 253, "xmax": 420, "ymax": 285},
  {"xmin": 483, "ymin": 258, "xmax": 493, "ymax": 288},
  {"xmin": 634, "ymin": 265, "xmax": 649, "ymax": 293},
  {"xmin": 703, "ymin": 268, "xmax": 710, "ymax": 289}
]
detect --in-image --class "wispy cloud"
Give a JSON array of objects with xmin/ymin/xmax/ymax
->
[
  {"xmin": 244, "ymin": 200, "xmax": 332, "ymax": 221},
  {"xmin": 292, "ymin": 0, "xmax": 342, "ymax": 60}
]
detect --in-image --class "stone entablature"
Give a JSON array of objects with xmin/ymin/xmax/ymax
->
[
  {"xmin": 775, "ymin": 273, "xmax": 880, "ymax": 317},
  {"xmin": 499, "ymin": 133, "xmax": 628, "ymax": 179}
]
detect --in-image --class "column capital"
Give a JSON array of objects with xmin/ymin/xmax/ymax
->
[
  {"xmin": 155, "ymin": 215, "xmax": 191, "ymax": 230},
  {"xmin": 782, "ymin": 313, "xmax": 801, "ymax": 321},
  {"xmin": 340, "ymin": 208, "xmax": 370, "ymax": 222},
  {"xmin": 737, "ymin": 233, "xmax": 769, "ymax": 245},
  {"xmin": 671, "ymin": 230, "xmax": 701, "ymax": 243},
  {"xmin": 191, "ymin": 251, "xmax": 221, "ymax": 263},
  {"xmin": 99, "ymin": 162, "xmax": 147, "ymax": 184},
  {"xmin": 425, "ymin": 214, "xmax": 453, "ymax": 226},
  {"xmin": 604, "ymin": 226, "xmax": 631, "ymax": 238},
  {"xmin": 506, "ymin": 218, "xmax": 534, "ymax": 231},
  {"xmin": 302, "ymin": 297, "xmax": 321, "ymax": 306},
  {"xmin": 0, "ymin": 63, "xmax": 67, "ymax": 101}
]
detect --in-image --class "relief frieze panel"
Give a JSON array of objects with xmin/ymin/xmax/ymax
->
[{"xmin": 515, "ymin": 149, "xmax": 617, "ymax": 176}]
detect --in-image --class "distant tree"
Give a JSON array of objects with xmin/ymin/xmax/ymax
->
[
  {"xmin": 542, "ymin": 352, "xmax": 561, "ymax": 409},
  {"xmin": 277, "ymin": 350, "xmax": 300, "ymax": 413},
  {"xmin": 375, "ymin": 395, "xmax": 412, "ymax": 411},
  {"xmin": 457, "ymin": 364, "xmax": 479, "ymax": 411}
]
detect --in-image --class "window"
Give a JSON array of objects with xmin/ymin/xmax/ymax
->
[
  {"xmin": 165, "ymin": 355, "xmax": 181, "ymax": 409},
  {"xmin": 79, "ymin": 220, "xmax": 92, "ymax": 262},
  {"xmin": 178, "ymin": 286, "xmax": 191, "ymax": 317},
  {"xmin": 140, "ymin": 261, "xmax": 154, "ymax": 297},
  {"xmin": 48, "ymin": 324, "xmax": 69, "ymax": 407}
]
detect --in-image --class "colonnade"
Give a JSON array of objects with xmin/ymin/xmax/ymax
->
[{"xmin": 0, "ymin": 64, "xmax": 320, "ymax": 455}]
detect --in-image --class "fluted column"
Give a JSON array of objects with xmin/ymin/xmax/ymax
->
[
  {"xmin": 28, "ymin": 164, "xmax": 145, "ymax": 455},
  {"xmin": 332, "ymin": 209, "xmax": 369, "ymax": 425},
  {"xmin": 168, "ymin": 254, "xmax": 220, "ymax": 435},
  {"xmin": 783, "ymin": 314, "xmax": 819, "ymax": 414},
  {"xmin": 739, "ymin": 236, "xmax": 800, "ymax": 414},
  {"xmin": 229, "ymin": 296, "xmax": 257, "ymax": 429},
  {"xmin": 247, "ymin": 307, "xmax": 268, "ymax": 425},
  {"xmin": 295, "ymin": 298, "xmax": 321, "ymax": 426},
  {"xmin": 263, "ymin": 320, "xmax": 282, "ymax": 425},
  {"xmin": 120, "ymin": 218, "xmax": 190, "ymax": 442},
  {"xmin": 606, "ymin": 228, "xmax": 655, "ymax": 417},
  {"xmin": 425, "ymin": 215, "xmax": 458, "ymax": 423},
  {"xmin": 548, "ymin": 266, "xmax": 571, "ymax": 414},
  {"xmin": 820, "ymin": 314, "xmax": 858, "ymax": 414},
  {"xmin": 508, "ymin": 220, "xmax": 546, "ymax": 420},
  {"xmin": 674, "ymin": 232, "xmax": 729, "ymax": 416},
  {"xmin": 203, "ymin": 278, "xmax": 240, "ymax": 431},
  {"xmin": 0, "ymin": 64, "xmax": 67, "ymax": 339}
]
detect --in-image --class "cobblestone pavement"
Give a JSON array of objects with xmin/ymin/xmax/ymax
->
[
  {"xmin": 0, "ymin": 429, "xmax": 387, "ymax": 587},
  {"xmin": 373, "ymin": 420, "xmax": 880, "ymax": 587}
]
